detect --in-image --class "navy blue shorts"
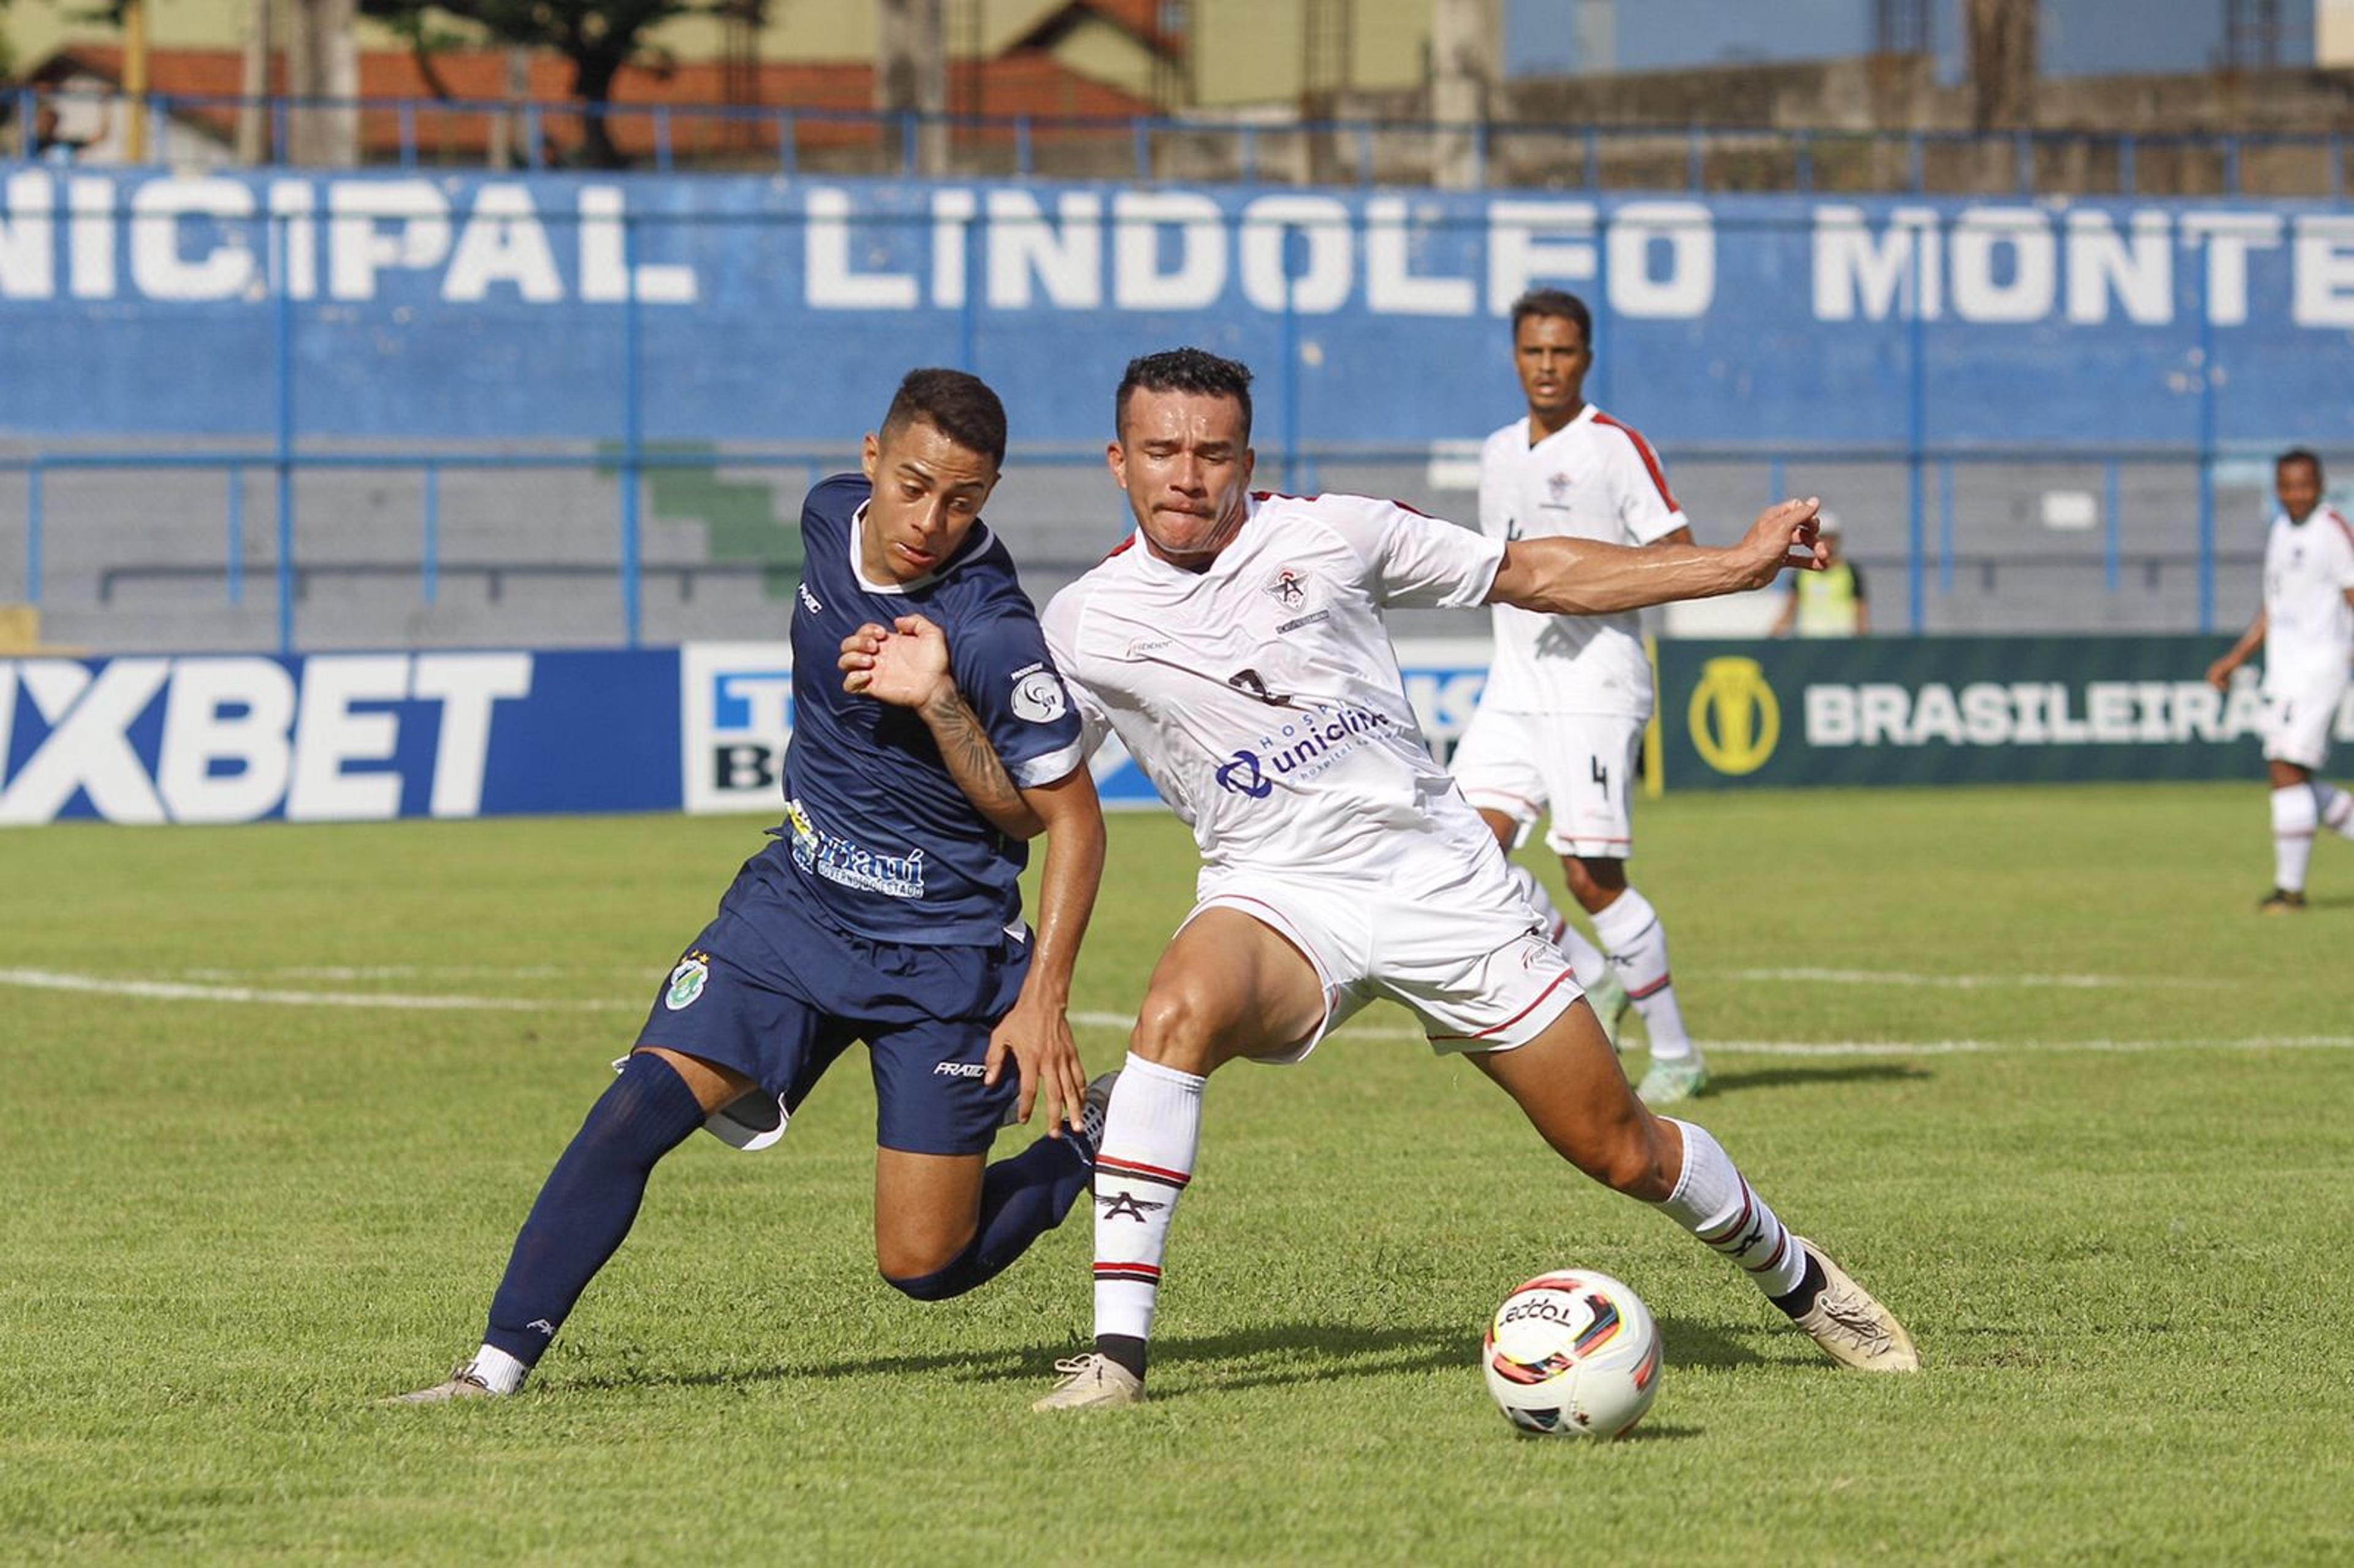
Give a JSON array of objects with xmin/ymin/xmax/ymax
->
[{"xmin": 632, "ymin": 850, "xmax": 1026, "ymax": 1157}]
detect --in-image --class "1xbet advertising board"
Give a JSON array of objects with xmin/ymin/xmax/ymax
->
[
  {"xmin": 0, "ymin": 650, "xmax": 676, "ymax": 824},
  {"xmin": 1, "ymin": 172, "xmax": 2349, "ymax": 449}
]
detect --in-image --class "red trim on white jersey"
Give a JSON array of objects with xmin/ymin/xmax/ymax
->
[
  {"xmin": 1590, "ymin": 411, "xmax": 1680, "ymax": 512},
  {"xmin": 1252, "ymin": 489, "xmax": 1434, "ymax": 520},
  {"xmin": 2326, "ymin": 508, "xmax": 2354, "ymax": 555}
]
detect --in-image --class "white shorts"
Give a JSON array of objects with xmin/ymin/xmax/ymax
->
[
  {"xmin": 2261, "ymin": 666, "xmax": 2349, "ymax": 771},
  {"xmin": 1185, "ymin": 826, "xmax": 1582, "ymax": 1064},
  {"xmin": 1450, "ymin": 706, "xmax": 1645, "ymax": 859}
]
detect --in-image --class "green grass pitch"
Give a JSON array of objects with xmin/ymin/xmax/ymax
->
[{"xmin": 4, "ymin": 782, "xmax": 2352, "ymax": 1564}]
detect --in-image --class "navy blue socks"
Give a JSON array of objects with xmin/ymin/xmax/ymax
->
[
  {"xmin": 883, "ymin": 1132, "xmax": 1094, "ymax": 1301},
  {"xmin": 482, "ymin": 1052, "xmax": 706, "ymax": 1366}
]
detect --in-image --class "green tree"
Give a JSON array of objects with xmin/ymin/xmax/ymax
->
[{"xmin": 359, "ymin": 0, "xmax": 763, "ymax": 169}]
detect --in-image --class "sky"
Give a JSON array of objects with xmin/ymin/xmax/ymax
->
[{"xmin": 1504, "ymin": 0, "xmax": 2310, "ymax": 81}]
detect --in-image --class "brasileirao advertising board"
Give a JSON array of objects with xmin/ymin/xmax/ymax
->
[{"xmin": 1656, "ymin": 635, "xmax": 2351, "ymax": 790}]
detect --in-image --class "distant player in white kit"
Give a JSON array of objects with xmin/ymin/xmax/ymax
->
[
  {"xmin": 850, "ymin": 348, "xmax": 1920, "ymax": 1410},
  {"xmin": 1451, "ymin": 288, "xmax": 1707, "ymax": 1105},
  {"xmin": 2205, "ymin": 448, "xmax": 2354, "ymax": 911}
]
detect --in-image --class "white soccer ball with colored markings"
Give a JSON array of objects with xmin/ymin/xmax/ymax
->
[{"xmin": 1482, "ymin": 1269, "xmax": 1662, "ymax": 1439}]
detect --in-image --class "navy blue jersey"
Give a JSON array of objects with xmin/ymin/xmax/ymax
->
[{"xmin": 778, "ymin": 473, "xmax": 1084, "ymax": 946}]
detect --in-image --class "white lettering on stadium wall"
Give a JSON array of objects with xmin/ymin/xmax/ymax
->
[{"xmin": 2, "ymin": 173, "xmax": 2338, "ymax": 328}]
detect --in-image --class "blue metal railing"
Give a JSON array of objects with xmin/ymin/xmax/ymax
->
[
  {"xmin": 10, "ymin": 82, "xmax": 2353, "ymax": 196},
  {"xmin": 2, "ymin": 441, "xmax": 2287, "ymax": 655}
]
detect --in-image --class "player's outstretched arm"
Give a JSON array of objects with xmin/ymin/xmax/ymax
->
[
  {"xmin": 2206, "ymin": 609, "xmax": 2267, "ymax": 691},
  {"xmin": 840, "ymin": 615, "xmax": 1045, "ymax": 839},
  {"xmin": 1487, "ymin": 497, "xmax": 1825, "ymax": 616},
  {"xmin": 989, "ymin": 765, "xmax": 1107, "ymax": 1133}
]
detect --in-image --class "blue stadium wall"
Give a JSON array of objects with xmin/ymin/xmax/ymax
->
[{"xmin": 1, "ymin": 170, "xmax": 2350, "ymax": 450}]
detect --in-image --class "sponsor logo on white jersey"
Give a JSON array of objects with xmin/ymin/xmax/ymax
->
[{"xmin": 1217, "ymin": 702, "xmax": 1399, "ymax": 797}]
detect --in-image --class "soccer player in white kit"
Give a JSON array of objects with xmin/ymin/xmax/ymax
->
[
  {"xmin": 2206, "ymin": 449, "xmax": 2354, "ymax": 911},
  {"xmin": 1450, "ymin": 289, "xmax": 1708, "ymax": 1106},
  {"xmin": 851, "ymin": 349, "xmax": 1920, "ymax": 1410}
]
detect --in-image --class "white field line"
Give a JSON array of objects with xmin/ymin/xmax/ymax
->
[
  {"xmin": 179, "ymin": 964, "xmax": 649, "ymax": 981},
  {"xmin": 0, "ymin": 969, "xmax": 634, "ymax": 1013},
  {"xmin": 1676, "ymin": 1036, "xmax": 2354, "ymax": 1057},
  {"xmin": 1703, "ymin": 967, "xmax": 2230, "ymax": 992},
  {"xmin": 1069, "ymin": 1010, "xmax": 2354, "ymax": 1057},
  {"xmin": 7, "ymin": 973, "xmax": 2345, "ymax": 1058},
  {"xmin": 162, "ymin": 962, "xmax": 2226, "ymax": 994}
]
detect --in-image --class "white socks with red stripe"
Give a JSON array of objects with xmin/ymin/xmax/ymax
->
[
  {"xmin": 1503, "ymin": 863, "xmax": 1609, "ymax": 989},
  {"xmin": 1651, "ymin": 1118, "xmax": 1807, "ymax": 1300},
  {"xmin": 2272, "ymin": 785, "xmax": 2318, "ymax": 892},
  {"xmin": 1092, "ymin": 1052, "xmax": 1204, "ymax": 1376},
  {"xmin": 1591, "ymin": 888, "xmax": 1694, "ymax": 1061}
]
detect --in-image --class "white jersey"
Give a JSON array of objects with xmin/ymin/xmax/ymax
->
[
  {"xmin": 2263, "ymin": 506, "xmax": 2354, "ymax": 687},
  {"xmin": 1476, "ymin": 404, "xmax": 1690, "ymax": 717},
  {"xmin": 1043, "ymin": 491, "xmax": 1505, "ymax": 876}
]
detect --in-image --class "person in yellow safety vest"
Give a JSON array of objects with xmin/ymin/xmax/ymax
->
[{"xmin": 1770, "ymin": 510, "xmax": 1868, "ymax": 637}]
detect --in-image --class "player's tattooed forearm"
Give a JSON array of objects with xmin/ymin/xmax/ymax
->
[{"xmin": 921, "ymin": 688, "xmax": 1026, "ymax": 814}]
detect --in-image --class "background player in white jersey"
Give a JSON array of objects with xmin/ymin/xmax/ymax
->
[
  {"xmin": 2205, "ymin": 449, "xmax": 2354, "ymax": 911},
  {"xmin": 848, "ymin": 349, "xmax": 1919, "ymax": 1411},
  {"xmin": 1450, "ymin": 287, "xmax": 1707, "ymax": 1105}
]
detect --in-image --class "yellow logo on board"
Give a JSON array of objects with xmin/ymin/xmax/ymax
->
[{"xmin": 1688, "ymin": 657, "xmax": 1781, "ymax": 775}]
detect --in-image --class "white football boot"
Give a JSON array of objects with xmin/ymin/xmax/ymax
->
[
  {"xmin": 1032, "ymin": 1353, "xmax": 1145, "ymax": 1412},
  {"xmin": 1788, "ymin": 1239, "xmax": 1920, "ymax": 1373}
]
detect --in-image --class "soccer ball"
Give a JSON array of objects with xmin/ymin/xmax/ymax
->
[{"xmin": 1482, "ymin": 1269, "xmax": 1663, "ymax": 1439}]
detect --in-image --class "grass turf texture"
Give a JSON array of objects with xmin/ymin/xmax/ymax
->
[{"xmin": 4, "ymin": 781, "xmax": 2352, "ymax": 1564}]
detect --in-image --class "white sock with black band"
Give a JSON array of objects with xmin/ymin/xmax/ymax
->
[
  {"xmin": 1091, "ymin": 1052, "xmax": 1204, "ymax": 1379},
  {"xmin": 1650, "ymin": 1118, "xmax": 1810, "ymax": 1304},
  {"xmin": 1593, "ymin": 888, "xmax": 1694, "ymax": 1060}
]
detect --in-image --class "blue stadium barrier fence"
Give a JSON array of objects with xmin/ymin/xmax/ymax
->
[
  {"xmin": 0, "ymin": 443, "xmax": 2276, "ymax": 656},
  {"xmin": 1, "ymin": 181, "xmax": 2338, "ymax": 652}
]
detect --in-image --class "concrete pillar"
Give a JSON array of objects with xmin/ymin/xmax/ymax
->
[
  {"xmin": 876, "ymin": 0, "xmax": 948, "ymax": 176},
  {"xmin": 2322, "ymin": 0, "xmax": 2354, "ymax": 66},
  {"xmin": 283, "ymin": 0, "xmax": 359, "ymax": 166},
  {"xmin": 1574, "ymin": 0, "xmax": 1615, "ymax": 75},
  {"xmin": 237, "ymin": 0, "xmax": 273, "ymax": 165},
  {"xmin": 1966, "ymin": 0, "xmax": 2037, "ymax": 131},
  {"xmin": 1431, "ymin": 0, "xmax": 1498, "ymax": 189}
]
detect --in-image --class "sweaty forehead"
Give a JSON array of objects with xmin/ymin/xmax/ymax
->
[{"xmin": 1123, "ymin": 390, "xmax": 1244, "ymax": 444}]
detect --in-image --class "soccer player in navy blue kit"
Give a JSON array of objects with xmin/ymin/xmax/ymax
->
[{"xmin": 392, "ymin": 370, "xmax": 1109, "ymax": 1401}]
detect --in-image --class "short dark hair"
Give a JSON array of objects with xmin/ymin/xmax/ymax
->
[
  {"xmin": 882, "ymin": 368, "xmax": 1007, "ymax": 469},
  {"xmin": 1509, "ymin": 288, "xmax": 1593, "ymax": 344},
  {"xmin": 1115, "ymin": 348, "xmax": 1254, "ymax": 442},
  {"xmin": 2278, "ymin": 447, "xmax": 2324, "ymax": 482}
]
